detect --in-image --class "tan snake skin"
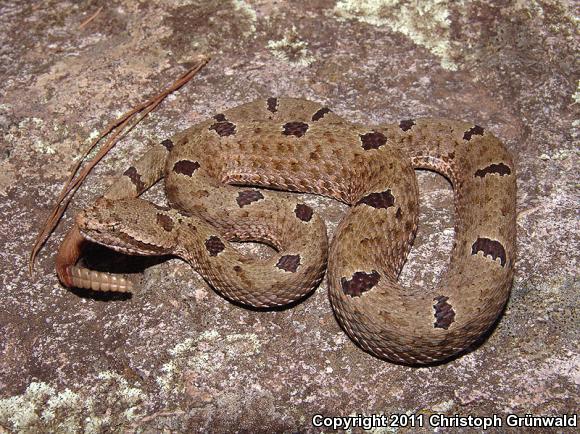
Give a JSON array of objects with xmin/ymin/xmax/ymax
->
[{"xmin": 59, "ymin": 98, "xmax": 516, "ymax": 364}]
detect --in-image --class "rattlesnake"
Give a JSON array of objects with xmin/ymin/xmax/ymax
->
[{"xmin": 56, "ymin": 97, "xmax": 516, "ymax": 364}]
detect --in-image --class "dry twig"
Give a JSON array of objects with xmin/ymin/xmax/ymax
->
[{"xmin": 79, "ymin": 6, "xmax": 103, "ymax": 29}]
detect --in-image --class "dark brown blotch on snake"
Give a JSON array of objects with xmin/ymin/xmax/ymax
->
[
  {"xmin": 276, "ymin": 254, "xmax": 301, "ymax": 272},
  {"xmin": 341, "ymin": 270, "xmax": 381, "ymax": 297},
  {"xmin": 357, "ymin": 190, "xmax": 395, "ymax": 210},
  {"xmin": 360, "ymin": 131, "xmax": 387, "ymax": 150},
  {"xmin": 161, "ymin": 138, "xmax": 174, "ymax": 151},
  {"xmin": 433, "ymin": 295, "xmax": 455, "ymax": 329},
  {"xmin": 209, "ymin": 115, "xmax": 236, "ymax": 137},
  {"xmin": 156, "ymin": 213, "xmax": 174, "ymax": 232},
  {"xmin": 474, "ymin": 162, "xmax": 512, "ymax": 178},
  {"xmin": 463, "ymin": 125, "xmax": 485, "ymax": 140},
  {"xmin": 123, "ymin": 167, "xmax": 146, "ymax": 192},
  {"xmin": 294, "ymin": 203, "xmax": 313, "ymax": 222},
  {"xmin": 205, "ymin": 236, "xmax": 225, "ymax": 256},
  {"xmin": 399, "ymin": 119, "xmax": 415, "ymax": 131},
  {"xmin": 173, "ymin": 160, "xmax": 200, "ymax": 176},
  {"xmin": 236, "ymin": 190, "xmax": 265, "ymax": 207},
  {"xmin": 311, "ymin": 107, "xmax": 331, "ymax": 121},
  {"xmin": 267, "ymin": 97, "xmax": 278, "ymax": 113},
  {"xmin": 282, "ymin": 122, "xmax": 309, "ymax": 138},
  {"xmin": 471, "ymin": 237, "xmax": 507, "ymax": 266}
]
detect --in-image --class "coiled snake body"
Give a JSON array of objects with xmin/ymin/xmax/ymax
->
[{"xmin": 58, "ymin": 98, "xmax": 516, "ymax": 364}]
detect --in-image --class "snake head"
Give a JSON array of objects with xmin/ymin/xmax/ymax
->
[
  {"xmin": 76, "ymin": 197, "xmax": 179, "ymax": 256},
  {"xmin": 58, "ymin": 197, "xmax": 182, "ymax": 293}
]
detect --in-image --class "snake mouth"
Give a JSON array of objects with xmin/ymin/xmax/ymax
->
[
  {"xmin": 65, "ymin": 231, "xmax": 137, "ymax": 293},
  {"xmin": 56, "ymin": 223, "xmax": 136, "ymax": 293},
  {"xmin": 67, "ymin": 227, "xmax": 172, "ymax": 293},
  {"xmin": 65, "ymin": 229, "xmax": 174, "ymax": 293}
]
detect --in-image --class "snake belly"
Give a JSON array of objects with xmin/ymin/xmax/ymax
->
[{"xmin": 65, "ymin": 97, "xmax": 516, "ymax": 365}]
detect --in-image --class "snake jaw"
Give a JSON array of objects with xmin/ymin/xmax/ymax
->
[
  {"xmin": 66, "ymin": 265, "xmax": 134, "ymax": 292},
  {"xmin": 63, "ymin": 229, "xmax": 141, "ymax": 293},
  {"xmin": 78, "ymin": 232, "xmax": 145, "ymax": 256}
]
